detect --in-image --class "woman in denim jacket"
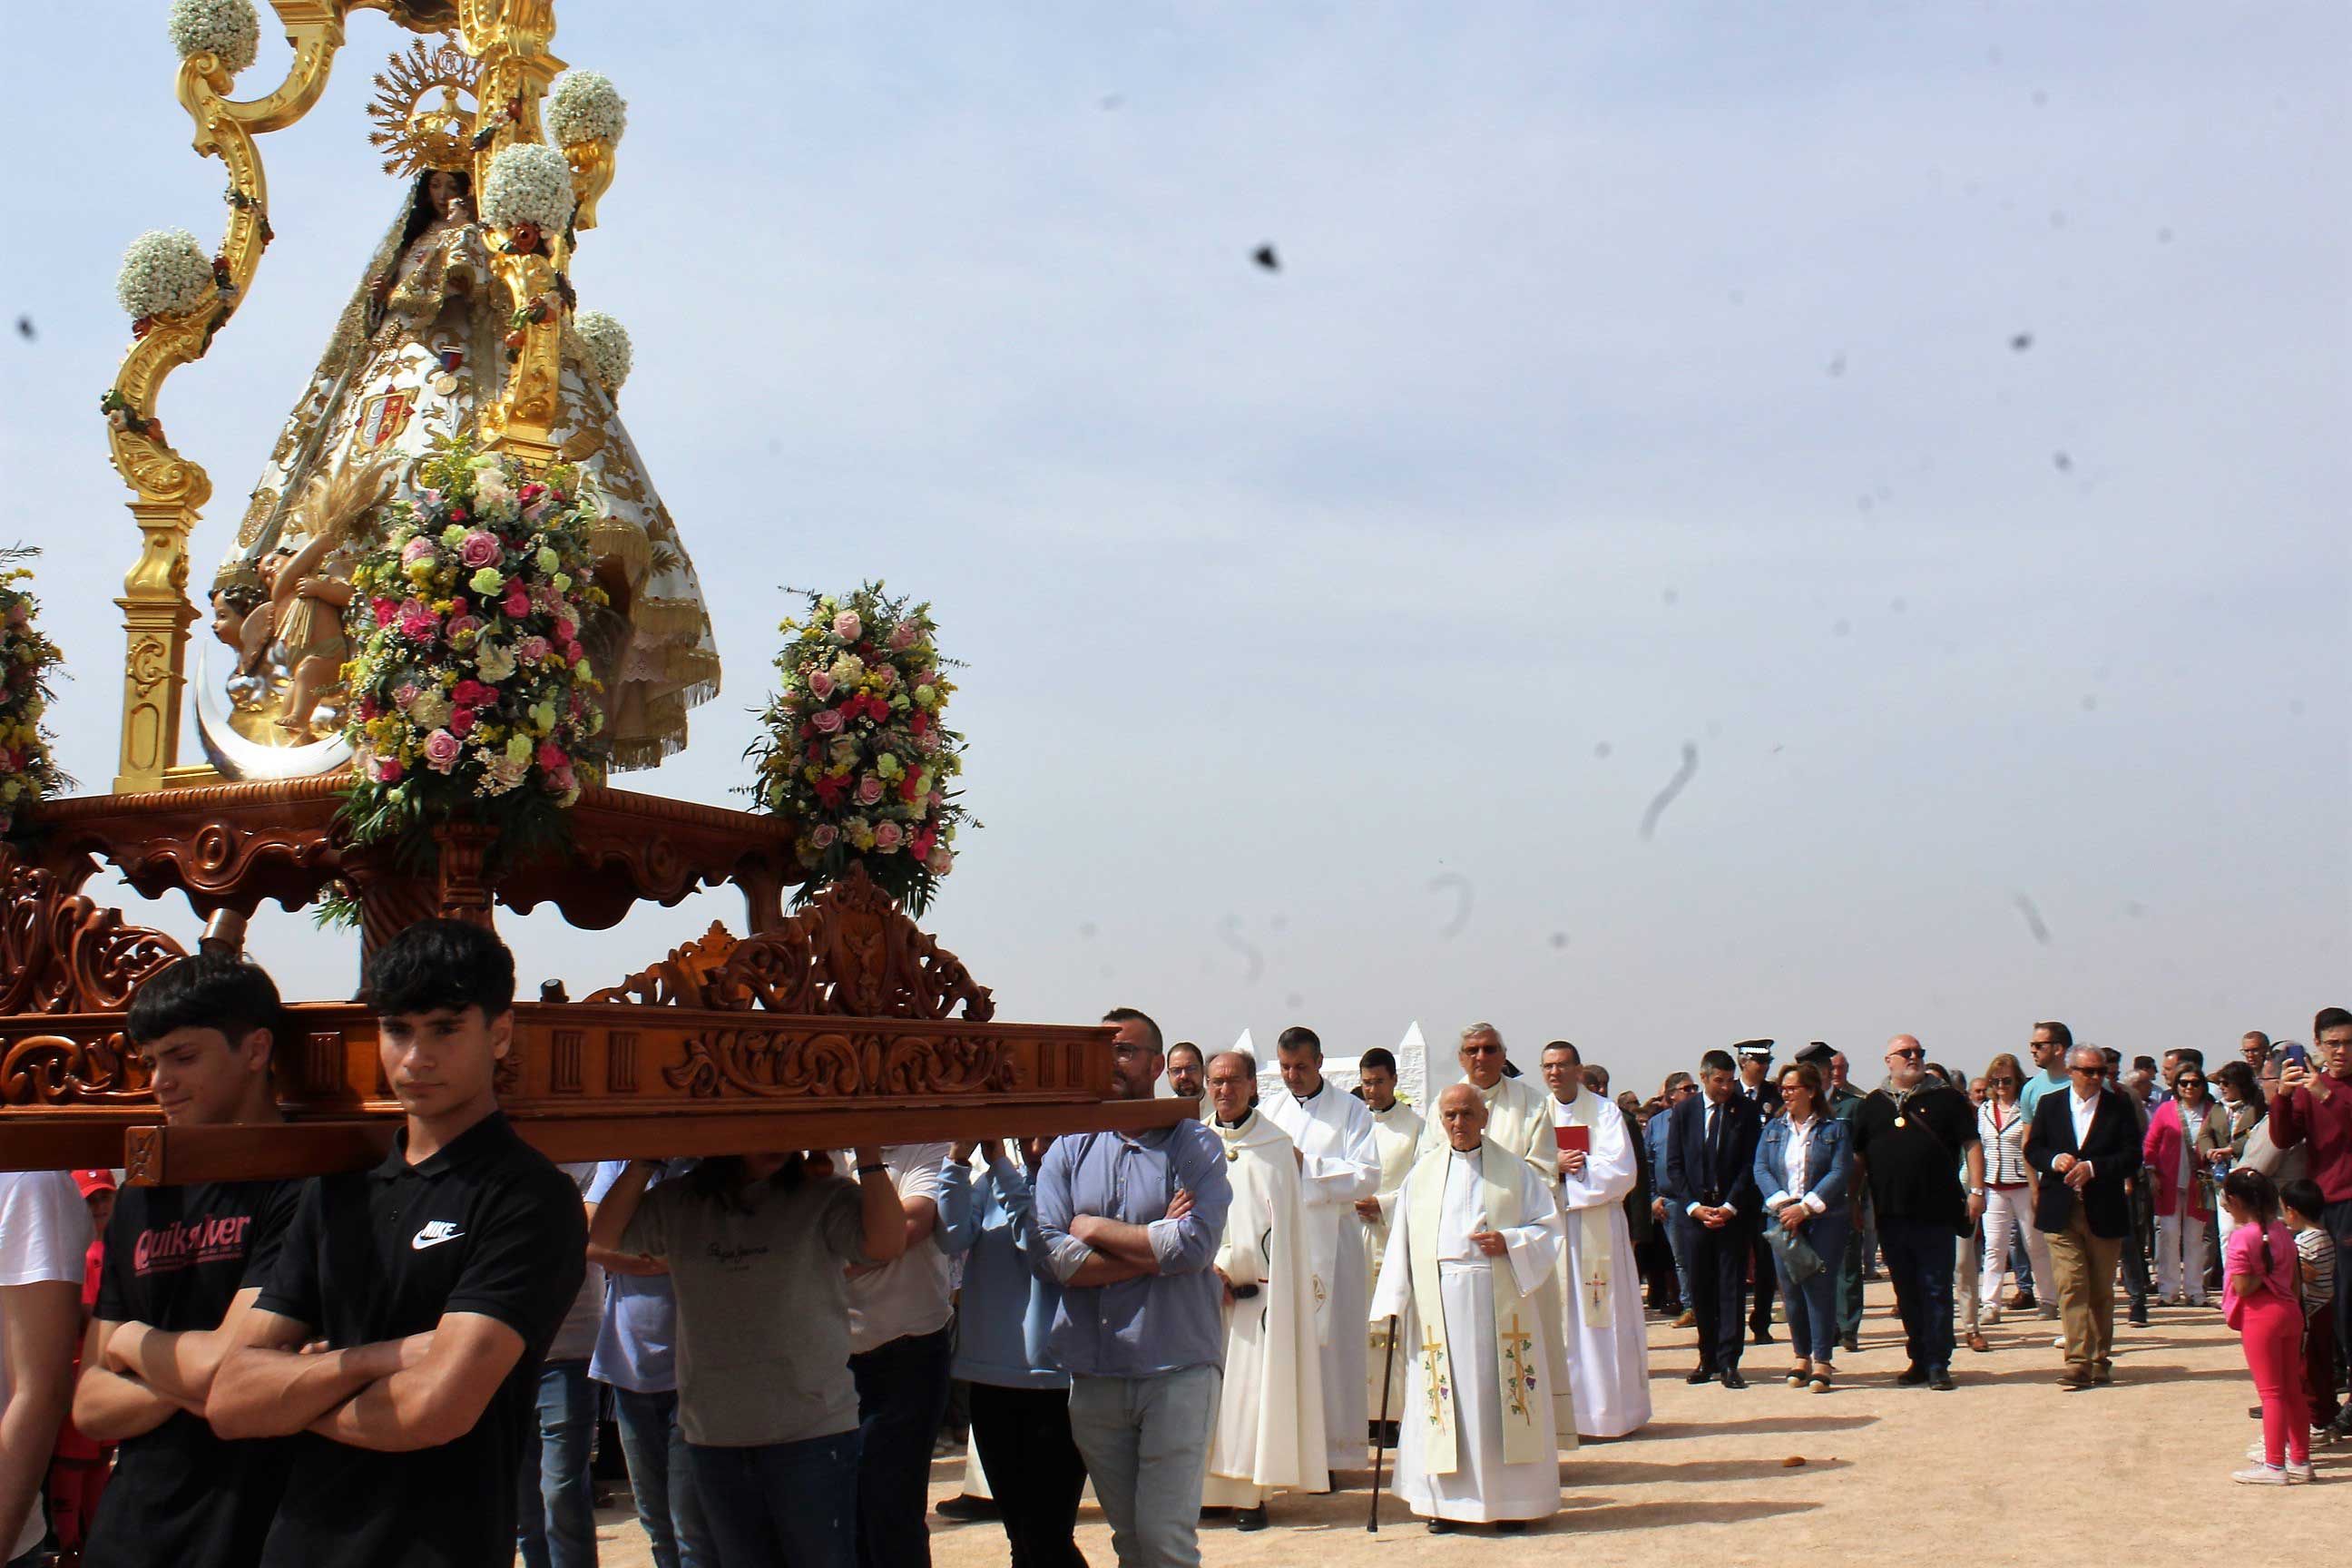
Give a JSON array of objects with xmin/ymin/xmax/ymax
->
[{"xmin": 1752, "ymin": 1063, "xmax": 1857, "ymax": 1392}]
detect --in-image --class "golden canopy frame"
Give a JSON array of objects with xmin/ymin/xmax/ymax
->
[{"xmin": 104, "ymin": 0, "xmax": 620, "ymax": 795}]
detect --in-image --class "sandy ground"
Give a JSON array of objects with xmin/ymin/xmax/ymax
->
[{"xmin": 588, "ymin": 1282, "xmax": 2341, "ymax": 1566}]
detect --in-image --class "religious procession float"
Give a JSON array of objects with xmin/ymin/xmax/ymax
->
[{"xmin": 0, "ymin": 0, "xmax": 1182, "ymax": 1183}]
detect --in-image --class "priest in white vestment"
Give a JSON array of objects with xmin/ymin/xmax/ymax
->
[
  {"xmin": 1354, "ymin": 1048, "xmax": 1424, "ymax": 1428},
  {"xmin": 1264, "ymin": 1026, "xmax": 1381, "ymax": 1472},
  {"xmin": 1540, "ymin": 1042, "xmax": 1651, "ymax": 1438},
  {"xmin": 1418, "ymin": 1023, "xmax": 1557, "ymax": 1179},
  {"xmin": 1370, "ymin": 1083, "xmax": 1565, "ymax": 1533},
  {"xmin": 1200, "ymin": 1052, "xmax": 1329, "ymax": 1524}
]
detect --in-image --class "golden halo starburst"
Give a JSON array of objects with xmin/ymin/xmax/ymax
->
[{"xmin": 365, "ymin": 39, "xmax": 484, "ymax": 178}]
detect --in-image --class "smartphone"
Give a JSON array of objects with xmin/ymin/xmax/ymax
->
[{"xmin": 2275, "ymin": 1043, "xmax": 2308, "ymax": 1070}]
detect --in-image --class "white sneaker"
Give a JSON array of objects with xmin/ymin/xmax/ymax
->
[
  {"xmin": 2230, "ymin": 1465, "xmax": 2288, "ymax": 1485},
  {"xmin": 2247, "ymin": 1441, "xmax": 2268, "ymax": 1462},
  {"xmin": 2286, "ymin": 1461, "xmax": 2317, "ymax": 1484}
]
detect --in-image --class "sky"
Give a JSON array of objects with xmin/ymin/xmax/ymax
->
[{"xmin": 0, "ymin": 2, "xmax": 2344, "ymax": 1097}]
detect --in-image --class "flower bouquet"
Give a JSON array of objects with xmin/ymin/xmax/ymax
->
[
  {"xmin": 749, "ymin": 583, "xmax": 970, "ymax": 916},
  {"xmin": 338, "ymin": 442, "xmax": 608, "ymax": 869},
  {"xmin": 0, "ymin": 549, "xmax": 69, "ymax": 838}
]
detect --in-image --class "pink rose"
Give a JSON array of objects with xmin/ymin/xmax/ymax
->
[
  {"xmin": 397, "ymin": 602, "xmax": 440, "ymax": 641},
  {"xmin": 423, "ymin": 729, "xmax": 462, "ymax": 774},
  {"xmin": 888, "ymin": 621, "xmax": 916, "ymax": 651},
  {"xmin": 458, "ymin": 531, "xmax": 502, "ymax": 570},
  {"xmin": 564, "ymin": 642, "xmax": 584, "ymax": 665},
  {"xmin": 809, "ymin": 823, "xmax": 839, "ymax": 849},
  {"xmin": 811, "ymin": 707, "xmax": 844, "ymax": 734},
  {"xmin": 855, "ymin": 776, "xmax": 885, "ymax": 807},
  {"xmin": 926, "ymin": 846, "xmax": 954, "ymax": 877},
  {"xmin": 519, "ymin": 636, "xmax": 551, "ymax": 664},
  {"xmin": 446, "ymin": 614, "xmax": 484, "ymax": 645},
  {"xmin": 832, "ymin": 610, "xmax": 862, "ymax": 641},
  {"xmin": 394, "ymin": 682, "xmax": 422, "ymax": 710},
  {"xmin": 873, "ymin": 820, "xmax": 904, "ymax": 852},
  {"xmin": 503, "ymin": 584, "xmax": 532, "ymax": 619},
  {"xmin": 554, "ymin": 618, "xmax": 577, "ymax": 644},
  {"xmin": 400, "ymin": 536, "xmax": 436, "ymax": 565},
  {"xmin": 808, "ymin": 670, "xmax": 835, "ymax": 701},
  {"xmin": 373, "ymin": 597, "xmax": 402, "ymax": 628},
  {"xmin": 368, "ymin": 754, "xmax": 404, "ymax": 784}
]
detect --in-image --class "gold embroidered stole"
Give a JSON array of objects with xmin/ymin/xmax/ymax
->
[{"xmin": 1557, "ymin": 1091, "xmax": 1616, "ymax": 1330}]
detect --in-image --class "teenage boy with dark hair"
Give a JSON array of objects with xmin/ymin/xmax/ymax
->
[
  {"xmin": 210, "ymin": 919, "xmax": 587, "ymax": 1568},
  {"xmin": 74, "ymin": 954, "xmax": 301, "ymax": 1568}
]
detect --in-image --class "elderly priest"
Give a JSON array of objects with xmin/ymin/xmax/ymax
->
[
  {"xmin": 1370, "ymin": 1083, "xmax": 1565, "ymax": 1534},
  {"xmin": 1201, "ymin": 1051, "xmax": 1329, "ymax": 1529}
]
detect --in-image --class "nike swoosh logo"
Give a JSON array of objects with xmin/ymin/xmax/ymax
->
[{"xmin": 413, "ymin": 1232, "xmax": 463, "ymax": 1249}]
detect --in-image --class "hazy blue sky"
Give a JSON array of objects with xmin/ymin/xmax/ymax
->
[{"xmin": 2, "ymin": 2, "xmax": 2343, "ymax": 1095}]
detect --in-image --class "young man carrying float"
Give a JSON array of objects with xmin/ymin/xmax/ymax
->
[
  {"xmin": 210, "ymin": 920, "xmax": 588, "ymax": 1568},
  {"xmin": 73, "ymin": 956, "xmax": 302, "ymax": 1568}
]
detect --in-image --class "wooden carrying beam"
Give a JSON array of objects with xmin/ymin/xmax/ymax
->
[{"xmin": 122, "ymin": 1097, "xmax": 1200, "ymax": 1185}]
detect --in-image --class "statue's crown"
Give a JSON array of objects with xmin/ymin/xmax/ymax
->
[{"xmin": 366, "ymin": 39, "xmax": 483, "ymax": 177}]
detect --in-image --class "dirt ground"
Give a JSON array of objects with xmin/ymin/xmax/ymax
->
[{"xmin": 590, "ymin": 1282, "xmax": 2340, "ymax": 1566}]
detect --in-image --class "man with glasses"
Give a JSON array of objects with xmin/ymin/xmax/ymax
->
[
  {"xmin": 2010, "ymin": 1024, "xmax": 2074, "ymax": 1328},
  {"xmin": 1850, "ymin": 1037, "xmax": 1983, "ymax": 1391},
  {"xmin": 2027, "ymin": 1045, "xmax": 2142, "ymax": 1389},
  {"xmin": 1418, "ymin": 1024, "xmax": 1553, "ymax": 1178}
]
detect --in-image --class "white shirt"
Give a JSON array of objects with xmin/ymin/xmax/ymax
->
[
  {"xmin": 1779, "ymin": 1115, "xmax": 1823, "ymax": 1211},
  {"xmin": 2069, "ymin": 1089, "xmax": 2101, "ymax": 1161},
  {"xmin": 0, "ymin": 1171, "xmax": 93, "ymax": 1562},
  {"xmin": 838, "ymin": 1144, "xmax": 953, "ymax": 1352}
]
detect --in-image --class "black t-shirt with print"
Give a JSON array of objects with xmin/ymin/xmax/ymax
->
[
  {"xmin": 83, "ymin": 1179, "xmax": 302, "ymax": 1568},
  {"xmin": 1852, "ymin": 1085, "xmax": 1982, "ymax": 1229},
  {"xmin": 252, "ymin": 1112, "xmax": 586, "ymax": 1568}
]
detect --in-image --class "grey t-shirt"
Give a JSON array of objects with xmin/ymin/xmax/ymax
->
[
  {"xmin": 619, "ymin": 1171, "xmax": 870, "ymax": 1446},
  {"xmin": 545, "ymin": 1161, "xmax": 605, "ymax": 1364}
]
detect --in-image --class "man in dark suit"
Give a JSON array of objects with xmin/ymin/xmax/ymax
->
[
  {"xmin": 2028, "ymin": 1044, "xmax": 2145, "ymax": 1389},
  {"xmin": 1732, "ymin": 1041, "xmax": 1782, "ymax": 1344},
  {"xmin": 1661, "ymin": 1048, "xmax": 1765, "ymax": 1388}
]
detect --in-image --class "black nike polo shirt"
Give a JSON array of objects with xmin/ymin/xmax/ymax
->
[{"xmin": 252, "ymin": 1111, "xmax": 586, "ymax": 1568}]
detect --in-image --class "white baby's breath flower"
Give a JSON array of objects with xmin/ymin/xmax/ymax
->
[
  {"xmin": 545, "ymin": 71, "xmax": 628, "ymax": 147},
  {"xmin": 573, "ymin": 311, "xmax": 633, "ymax": 395},
  {"xmin": 115, "ymin": 229, "xmax": 217, "ymax": 320},
  {"xmin": 482, "ymin": 142, "xmax": 579, "ymax": 235},
  {"xmin": 167, "ymin": 0, "xmax": 260, "ymax": 75}
]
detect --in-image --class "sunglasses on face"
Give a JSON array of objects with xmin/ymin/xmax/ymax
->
[
  {"xmin": 2069, "ymin": 1065, "xmax": 2103, "ymax": 1076},
  {"xmin": 1888, "ymin": 1047, "xmax": 1925, "ymax": 1060},
  {"xmin": 1464, "ymin": 1044, "xmax": 1504, "ymax": 1057},
  {"xmin": 1988, "ymin": 1076, "xmax": 2016, "ymax": 1085}
]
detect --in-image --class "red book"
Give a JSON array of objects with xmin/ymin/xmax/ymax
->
[{"xmin": 1554, "ymin": 1125, "xmax": 1590, "ymax": 1155}]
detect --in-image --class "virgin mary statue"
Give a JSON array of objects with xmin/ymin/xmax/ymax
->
[{"xmin": 201, "ymin": 123, "xmax": 719, "ymax": 779}]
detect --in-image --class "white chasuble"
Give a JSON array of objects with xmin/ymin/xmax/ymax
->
[
  {"xmin": 1265, "ymin": 1082, "xmax": 1379, "ymax": 1469},
  {"xmin": 1548, "ymin": 1089, "xmax": 1651, "ymax": 1438},
  {"xmin": 1366, "ymin": 1099, "xmax": 1425, "ymax": 1423},
  {"xmin": 1369, "ymin": 1141, "xmax": 1563, "ymax": 1524},
  {"xmin": 1204, "ymin": 1112, "xmax": 1330, "ymax": 1504}
]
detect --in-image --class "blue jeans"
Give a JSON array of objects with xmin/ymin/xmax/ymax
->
[
  {"xmin": 1661, "ymin": 1208, "xmax": 1695, "ymax": 1309},
  {"xmin": 1066, "ymin": 1366, "xmax": 1220, "ymax": 1568},
  {"xmin": 1772, "ymin": 1211, "xmax": 1850, "ymax": 1364},
  {"xmin": 848, "ymin": 1322, "xmax": 955, "ymax": 1568},
  {"xmin": 517, "ymin": 1358, "xmax": 597, "ymax": 1568},
  {"xmin": 613, "ymin": 1385, "xmax": 718, "ymax": 1568},
  {"xmin": 692, "ymin": 1428, "xmax": 862, "ymax": 1568},
  {"xmin": 1878, "ymin": 1215, "xmax": 1957, "ymax": 1373}
]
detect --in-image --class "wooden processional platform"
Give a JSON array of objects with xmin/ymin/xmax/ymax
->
[{"xmin": 0, "ymin": 779, "xmax": 1186, "ymax": 1182}]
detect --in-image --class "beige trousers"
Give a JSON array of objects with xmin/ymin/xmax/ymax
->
[{"xmin": 2045, "ymin": 1208, "xmax": 2122, "ymax": 1374}]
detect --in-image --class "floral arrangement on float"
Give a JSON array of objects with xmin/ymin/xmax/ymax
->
[
  {"xmin": 0, "ymin": 548, "xmax": 70, "ymax": 838},
  {"xmin": 337, "ymin": 442, "xmax": 608, "ymax": 867},
  {"xmin": 165, "ymin": 0, "xmax": 260, "ymax": 77},
  {"xmin": 482, "ymin": 141, "xmax": 576, "ymax": 256},
  {"xmin": 750, "ymin": 583, "xmax": 970, "ymax": 916}
]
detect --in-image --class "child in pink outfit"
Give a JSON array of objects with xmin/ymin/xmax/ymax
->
[{"xmin": 2220, "ymin": 1169, "xmax": 2310, "ymax": 1483}]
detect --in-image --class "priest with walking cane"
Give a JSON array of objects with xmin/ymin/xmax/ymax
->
[{"xmin": 1367, "ymin": 1083, "xmax": 1566, "ymax": 1534}]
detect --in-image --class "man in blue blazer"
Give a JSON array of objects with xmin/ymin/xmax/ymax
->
[
  {"xmin": 2027, "ymin": 1044, "xmax": 2144, "ymax": 1389},
  {"xmin": 1660, "ymin": 1049, "xmax": 1765, "ymax": 1387}
]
